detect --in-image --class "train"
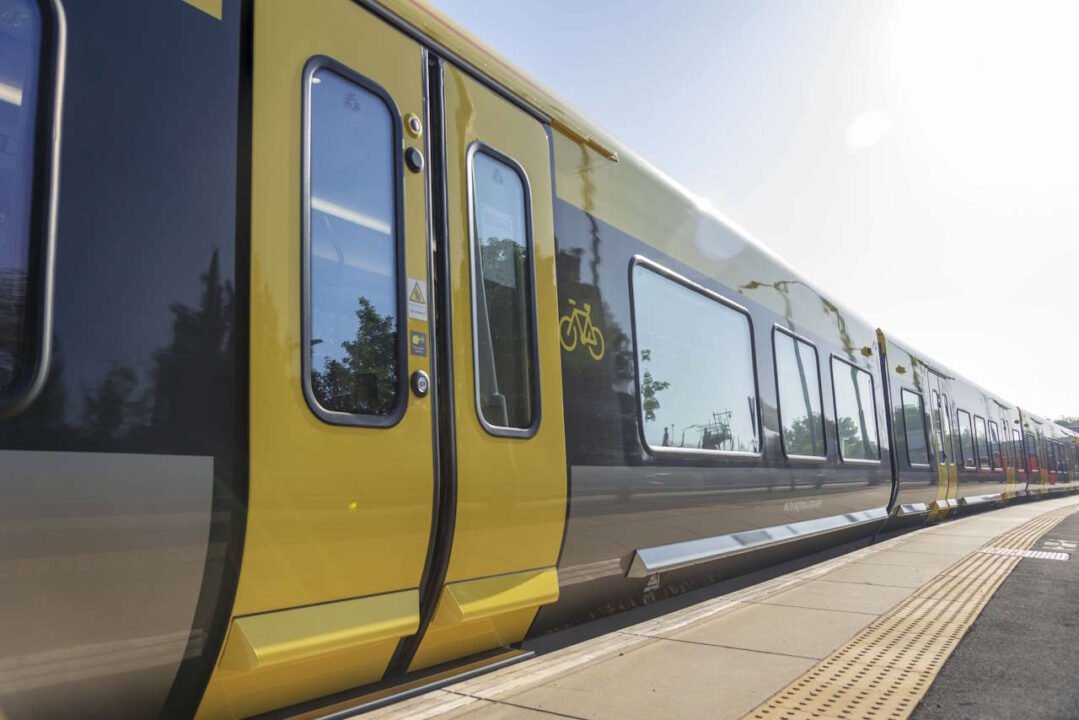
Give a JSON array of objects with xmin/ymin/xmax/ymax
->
[{"xmin": 1, "ymin": 0, "xmax": 1076, "ymax": 718}]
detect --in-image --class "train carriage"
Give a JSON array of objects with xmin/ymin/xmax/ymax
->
[{"xmin": 0, "ymin": 1, "xmax": 1074, "ymax": 718}]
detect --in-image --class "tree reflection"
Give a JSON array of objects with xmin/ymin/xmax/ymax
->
[
  {"xmin": 839, "ymin": 416, "xmax": 877, "ymax": 459},
  {"xmin": 785, "ymin": 412, "xmax": 825, "ymax": 456},
  {"xmin": 476, "ymin": 236, "xmax": 532, "ymax": 426},
  {"xmin": 639, "ymin": 349, "xmax": 669, "ymax": 422},
  {"xmin": 148, "ymin": 249, "xmax": 235, "ymax": 452},
  {"xmin": 82, "ymin": 364, "xmax": 139, "ymax": 439},
  {"xmin": 311, "ymin": 296, "xmax": 397, "ymax": 415}
]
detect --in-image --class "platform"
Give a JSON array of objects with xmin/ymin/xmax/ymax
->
[{"xmin": 359, "ymin": 495, "xmax": 1079, "ymax": 720}]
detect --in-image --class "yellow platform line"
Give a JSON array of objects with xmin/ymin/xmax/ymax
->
[{"xmin": 745, "ymin": 504, "xmax": 1079, "ymax": 720}]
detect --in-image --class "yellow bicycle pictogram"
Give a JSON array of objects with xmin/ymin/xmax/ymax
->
[{"xmin": 559, "ymin": 298, "xmax": 605, "ymax": 360}]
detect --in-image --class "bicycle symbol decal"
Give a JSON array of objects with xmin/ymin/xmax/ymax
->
[{"xmin": 559, "ymin": 298, "xmax": 605, "ymax": 361}]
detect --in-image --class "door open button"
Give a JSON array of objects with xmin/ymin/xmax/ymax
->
[{"xmin": 411, "ymin": 370, "xmax": 430, "ymax": 398}]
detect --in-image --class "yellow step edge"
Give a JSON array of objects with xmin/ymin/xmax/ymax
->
[
  {"xmin": 443, "ymin": 568, "xmax": 559, "ymax": 625},
  {"xmin": 220, "ymin": 589, "xmax": 419, "ymax": 672}
]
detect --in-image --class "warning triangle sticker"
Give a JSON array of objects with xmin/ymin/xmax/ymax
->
[{"xmin": 409, "ymin": 283, "xmax": 425, "ymax": 304}]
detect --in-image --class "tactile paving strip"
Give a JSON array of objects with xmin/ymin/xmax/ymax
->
[{"xmin": 746, "ymin": 505, "xmax": 1079, "ymax": 720}]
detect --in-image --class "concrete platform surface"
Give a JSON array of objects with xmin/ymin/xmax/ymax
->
[{"xmin": 364, "ymin": 495, "xmax": 1079, "ymax": 720}]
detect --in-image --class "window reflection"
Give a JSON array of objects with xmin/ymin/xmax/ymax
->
[
  {"xmin": 831, "ymin": 358, "xmax": 879, "ymax": 461},
  {"xmin": 1026, "ymin": 432, "xmax": 1040, "ymax": 471},
  {"xmin": 307, "ymin": 68, "xmax": 399, "ymax": 417},
  {"xmin": 0, "ymin": 0, "xmax": 41, "ymax": 391},
  {"xmin": 470, "ymin": 150, "xmax": 536, "ymax": 431},
  {"xmin": 988, "ymin": 420, "xmax": 1002, "ymax": 470},
  {"xmin": 974, "ymin": 416, "xmax": 990, "ymax": 470},
  {"xmin": 901, "ymin": 389, "xmax": 929, "ymax": 465},
  {"xmin": 774, "ymin": 331, "xmax": 824, "ymax": 457},
  {"xmin": 957, "ymin": 410, "xmax": 976, "ymax": 469},
  {"xmin": 632, "ymin": 265, "xmax": 758, "ymax": 454}
]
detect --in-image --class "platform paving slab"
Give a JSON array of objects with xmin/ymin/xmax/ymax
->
[
  {"xmin": 848, "ymin": 549, "xmax": 961, "ymax": 570},
  {"xmin": 660, "ymin": 602, "xmax": 874, "ymax": 660},
  {"xmin": 755, "ymin": 578, "xmax": 914, "ymax": 615},
  {"xmin": 502, "ymin": 639, "xmax": 814, "ymax": 720},
  {"xmin": 819, "ymin": 560, "xmax": 944, "ymax": 588}
]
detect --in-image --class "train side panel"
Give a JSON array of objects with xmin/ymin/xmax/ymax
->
[
  {"xmin": 0, "ymin": 2, "xmax": 246, "ymax": 718},
  {"xmin": 534, "ymin": 131, "xmax": 893, "ymax": 631}
]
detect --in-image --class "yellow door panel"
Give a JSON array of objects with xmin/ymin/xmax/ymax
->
[
  {"xmin": 409, "ymin": 66, "xmax": 567, "ymax": 671},
  {"xmin": 219, "ymin": 589, "xmax": 420, "ymax": 672},
  {"xmin": 443, "ymin": 567, "xmax": 560, "ymax": 624},
  {"xmin": 198, "ymin": 0, "xmax": 433, "ymax": 716},
  {"xmin": 926, "ymin": 370, "xmax": 958, "ymax": 519}
]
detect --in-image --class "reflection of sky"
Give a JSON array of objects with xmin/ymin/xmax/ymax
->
[
  {"xmin": 0, "ymin": 0, "xmax": 39, "ymax": 272},
  {"xmin": 310, "ymin": 69, "xmax": 397, "ymax": 366},
  {"xmin": 633, "ymin": 266, "xmax": 756, "ymax": 452},
  {"xmin": 428, "ymin": 0, "xmax": 1079, "ymax": 418},
  {"xmin": 473, "ymin": 151, "xmax": 527, "ymax": 287}
]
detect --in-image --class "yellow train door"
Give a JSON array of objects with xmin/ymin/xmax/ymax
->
[
  {"xmin": 926, "ymin": 371, "xmax": 959, "ymax": 517},
  {"xmin": 199, "ymin": 1, "xmax": 436, "ymax": 716},
  {"xmin": 406, "ymin": 63, "xmax": 567, "ymax": 671}
]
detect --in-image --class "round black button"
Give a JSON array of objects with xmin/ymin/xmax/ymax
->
[
  {"xmin": 411, "ymin": 370, "xmax": 430, "ymax": 397},
  {"xmin": 405, "ymin": 147, "xmax": 424, "ymax": 173}
]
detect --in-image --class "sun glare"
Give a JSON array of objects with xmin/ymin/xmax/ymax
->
[{"xmin": 886, "ymin": 1, "xmax": 1079, "ymax": 195}]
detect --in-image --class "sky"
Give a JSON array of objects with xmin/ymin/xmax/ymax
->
[{"xmin": 427, "ymin": 0, "xmax": 1079, "ymax": 420}]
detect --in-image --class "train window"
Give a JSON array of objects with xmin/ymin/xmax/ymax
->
[
  {"xmin": 304, "ymin": 65, "xmax": 403, "ymax": 422},
  {"xmin": 973, "ymin": 416, "xmax": 990, "ymax": 470},
  {"xmin": 0, "ymin": 0, "xmax": 42, "ymax": 394},
  {"xmin": 901, "ymin": 389, "xmax": 930, "ymax": 466},
  {"xmin": 988, "ymin": 420, "xmax": 1002, "ymax": 470},
  {"xmin": 773, "ymin": 329, "xmax": 825, "ymax": 458},
  {"xmin": 1026, "ymin": 432, "xmax": 1040, "ymax": 472},
  {"xmin": 631, "ymin": 262, "xmax": 759, "ymax": 455},
  {"xmin": 469, "ymin": 146, "xmax": 538, "ymax": 433},
  {"xmin": 830, "ymin": 358, "xmax": 879, "ymax": 462},
  {"xmin": 957, "ymin": 410, "xmax": 976, "ymax": 469},
  {"xmin": 1013, "ymin": 429, "xmax": 1023, "ymax": 470}
]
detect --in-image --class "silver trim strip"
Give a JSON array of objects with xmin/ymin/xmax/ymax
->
[
  {"xmin": 896, "ymin": 502, "xmax": 930, "ymax": 517},
  {"xmin": 958, "ymin": 493, "xmax": 1002, "ymax": 507},
  {"xmin": 626, "ymin": 507, "xmax": 889, "ymax": 578}
]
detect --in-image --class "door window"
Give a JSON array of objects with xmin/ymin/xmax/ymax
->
[
  {"xmin": 304, "ymin": 64, "xmax": 403, "ymax": 421},
  {"xmin": 901, "ymin": 389, "xmax": 930, "ymax": 466},
  {"xmin": 469, "ymin": 146, "xmax": 538, "ymax": 434},
  {"xmin": 956, "ymin": 410, "xmax": 976, "ymax": 469},
  {"xmin": 973, "ymin": 416, "xmax": 990, "ymax": 470},
  {"xmin": 988, "ymin": 420, "xmax": 1002, "ymax": 470}
]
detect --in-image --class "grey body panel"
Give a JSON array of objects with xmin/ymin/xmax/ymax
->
[{"xmin": 0, "ymin": 451, "xmax": 213, "ymax": 718}]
